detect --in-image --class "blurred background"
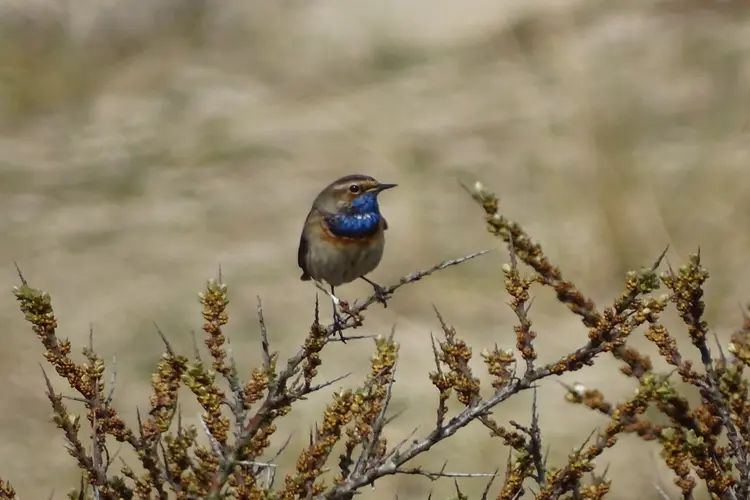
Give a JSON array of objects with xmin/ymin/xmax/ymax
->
[{"xmin": 0, "ymin": 0, "xmax": 749, "ymax": 498}]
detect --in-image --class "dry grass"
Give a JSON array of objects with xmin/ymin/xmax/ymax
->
[{"xmin": 1, "ymin": 0, "xmax": 749, "ymax": 498}]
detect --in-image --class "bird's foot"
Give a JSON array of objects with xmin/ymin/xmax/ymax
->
[
  {"xmin": 360, "ymin": 277, "xmax": 389, "ymax": 308},
  {"xmin": 332, "ymin": 309, "xmax": 348, "ymax": 343},
  {"xmin": 371, "ymin": 283, "xmax": 389, "ymax": 308}
]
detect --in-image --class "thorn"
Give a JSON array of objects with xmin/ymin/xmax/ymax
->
[
  {"xmin": 651, "ymin": 245, "xmax": 670, "ymax": 270},
  {"xmin": 152, "ymin": 322, "xmax": 174, "ymax": 355}
]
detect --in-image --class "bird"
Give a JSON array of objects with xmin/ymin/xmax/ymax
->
[{"xmin": 297, "ymin": 174, "xmax": 397, "ymax": 338}]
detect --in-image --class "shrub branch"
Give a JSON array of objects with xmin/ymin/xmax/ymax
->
[{"xmin": 4, "ymin": 180, "xmax": 750, "ymax": 500}]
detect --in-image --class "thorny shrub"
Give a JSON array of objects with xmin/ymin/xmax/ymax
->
[{"xmin": 1, "ymin": 180, "xmax": 749, "ymax": 500}]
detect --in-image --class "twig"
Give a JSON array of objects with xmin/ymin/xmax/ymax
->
[
  {"xmin": 327, "ymin": 249, "xmax": 494, "ymax": 336},
  {"xmin": 257, "ymin": 296, "xmax": 273, "ymax": 371},
  {"xmin": 394, "ymin": 467, "xmax": 499, "ymax": 480}
]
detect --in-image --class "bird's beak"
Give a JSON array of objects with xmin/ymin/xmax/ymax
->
[{"xmin": 373, "ymin": 183, "xmax": 397, "ymax": 193}]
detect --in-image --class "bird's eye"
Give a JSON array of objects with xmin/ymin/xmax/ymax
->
[{"xmin": 348, "ymin": 184, "xmax": 360, "ymax": 193}]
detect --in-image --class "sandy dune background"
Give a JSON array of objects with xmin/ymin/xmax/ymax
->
[{"xmin": 1, "ymin": 1, "xmax": 749, "ymax": 498}]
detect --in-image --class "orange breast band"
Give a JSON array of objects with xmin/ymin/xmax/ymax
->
[{"xmin": 319, "ymin": 222, "xmax": 380, "ymax": 245}]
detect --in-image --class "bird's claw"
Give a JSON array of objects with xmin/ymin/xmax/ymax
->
[
  {"xmin": 332, "ymin": 310, "xmax": 348, "ymax": 343},
  {"xmin": 372, "ymin": 284, "xmax": 389, "ymax": 308}
]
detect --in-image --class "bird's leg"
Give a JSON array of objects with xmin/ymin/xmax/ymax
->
[
  {"xmin": 313, "ymin": 279, "xmax": 347, "ymax": 342},
  {"xmin": 330, "ymin": 285, "xmax": 347, "ymax": 343},
  {"xmin": 361, "ymin": 276, "xmax": 388, "ymax": 308}
]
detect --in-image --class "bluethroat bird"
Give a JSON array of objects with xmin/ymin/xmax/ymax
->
[{"xmin": 297, "ymin": 174, "xmax": 397, "ymax": 339}]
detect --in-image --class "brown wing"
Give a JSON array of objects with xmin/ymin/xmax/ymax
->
[
  {"xmin": 297, "ymin": 228, "xmax": 311, "ymax": 281},
  {"xmin": 298, "ymin": 208, "xmax": 319, "ymax": 281}
]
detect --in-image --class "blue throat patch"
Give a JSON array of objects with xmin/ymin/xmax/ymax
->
[{"xmin": 326, "ymin": 192, "xmax": 381, "ymax": 238}]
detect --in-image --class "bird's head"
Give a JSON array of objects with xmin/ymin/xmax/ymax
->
[{"xmin": 316, "ymin": 174, "xmax": 397, "ymax": 215}]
